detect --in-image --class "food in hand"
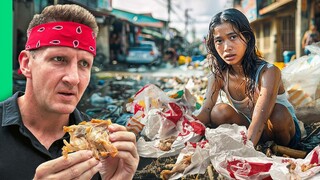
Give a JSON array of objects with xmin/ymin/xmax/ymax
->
[{"xmin": 62, "ymin": 119, "xmax": 118, "ymax": 159}]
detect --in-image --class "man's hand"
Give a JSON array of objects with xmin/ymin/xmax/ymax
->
[
  {"xmin": 33, "ymin": 150, "xmax": 101, "ymax": 179},
  {"xmin": 99, "ymin": 124, "xmax": 139, "ymax": 180}
]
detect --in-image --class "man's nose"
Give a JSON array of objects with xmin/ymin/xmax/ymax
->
[{"xmin": 63, "ymin": 63, "xmax": 80, "ymax": 86}]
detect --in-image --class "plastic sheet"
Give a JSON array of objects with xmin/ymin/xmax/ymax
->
[{"xmin": 282, "ymin": 43, "xmax": 320, "ymax": 108}]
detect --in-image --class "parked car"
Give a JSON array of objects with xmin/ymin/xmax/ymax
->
[{"xmin": 125, "ymin": 41, "xmax": 161, "ymax": 66}]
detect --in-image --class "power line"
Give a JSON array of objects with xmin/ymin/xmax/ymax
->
[{"xmin": 157, "ymin": 0, "xmax": 184, "ymax": 22}]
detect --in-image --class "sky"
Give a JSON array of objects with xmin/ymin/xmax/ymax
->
[{"xmin": 112, "ymin": 0, "xmax": 232, "ymax": 41}]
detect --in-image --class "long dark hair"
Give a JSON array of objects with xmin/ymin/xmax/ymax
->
[{"xmin": 206, "ymin": 8, "xmax": 264, "ymax": 102}]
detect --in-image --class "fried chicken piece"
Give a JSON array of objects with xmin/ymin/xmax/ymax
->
[
  {"xmin": 301, "ymin": 163, "xmax": 317, "ymax": 172},
  {"xmin": 287, "ymin": 160, "xmax": 297, "ymax": 173},
  {"xmin": 158, "ymin": 136, "xmax": 177, "ymax": 151},
  {"xmin": 62, "ymin": 119, "xmax": 118, "ymax": 160},
  {"xmin": 160, "ymin": 155, "xmax": 192, "ymax": 180}
]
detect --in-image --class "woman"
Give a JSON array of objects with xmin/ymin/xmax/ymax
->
[
  {"xmin": 196, "ymin": 8, "xmax": 301, "ymax": 148},
  {"xmin": 301, "ymin": 20, "xmax": 319, "ymax": 55}
]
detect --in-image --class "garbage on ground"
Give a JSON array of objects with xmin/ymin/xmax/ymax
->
[
  {"xmin": 133, "ymin": 118, "xmax": 320, "ymax": 180},
  {"xmin": 125, "ymin": 84, "xmax": 205, "ymax": 158},
  {"xmin": 76, "ymin": 62, "xmax": 320, "ymax": 179},
  {"xmin": 125, "ymin": 84, "xmax": 320, "ymax": 180},
  {"xmin": 90, "ymin": 93, "xmax": 113, "ymax": 107},
  {"xmin": 282, "ymin": 42, "xmax": 320, "ymax": 109}
]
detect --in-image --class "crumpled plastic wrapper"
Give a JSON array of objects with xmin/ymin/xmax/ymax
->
[
  {"xmin": 204, "ymin": 124, "xmax": 320, "ymax": 180},
  {"xmin": 126, "ymin": 84, "xmax": 205, "ymax": 158},
  {"xmin": 270, "ymin": 145, "xmax": 320, "ymax": 180},
  {"xmin": 136, "ymin": 111, "xmax": 205, "ymax": 158},
  {"xmin": 168, "ymin": 140, "xmax": 211, "ymax": 180},
  {"xmin": 206, "ymin": 124, "xmax": 271, "ymax": 180}
]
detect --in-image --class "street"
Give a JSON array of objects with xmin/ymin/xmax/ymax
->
[{"xmin": 77, "ymin": 61, "xmax": 208, "ymax": 117}]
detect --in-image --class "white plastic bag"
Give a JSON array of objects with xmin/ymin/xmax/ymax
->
[
  {"xmin": 270, "ymin": 145, "xmax": 320, "ymax": 180},
  {"xmin": 282, "ymin": 53, "xmax": 320, "ymax": 108}
]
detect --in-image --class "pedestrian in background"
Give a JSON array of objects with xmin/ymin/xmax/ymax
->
[
  {"xmin": 196, "ymin": 8, "xmax": 301, "ymax": 148},
  {"xmin": 163, "ymin": 47, "xmax": 178, "ymax": 67},
  {"xmin": 110, "ymin": 33, "xmax": 121, "ymax": 63},
  {"xmin": 301, "ymin": 19, "xmax": 319, "ymax": 55},
  {"xmin": 0, "ymin": 4, "xmax": 139, "ymax": 180}
]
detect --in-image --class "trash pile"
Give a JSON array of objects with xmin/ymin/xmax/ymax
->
[
  {"xmin": 282, "ymin": 42, "xmax": 320, "ymax": 109},
  {"xmin": 76, "ymin": 52, "xmax": 320, "ymax": 179},
  {"xmin": 125, "ymin": 84, "xmax": 320, "ymax": 180}
]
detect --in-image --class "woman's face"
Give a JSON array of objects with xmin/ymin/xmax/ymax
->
[{"xmin": 212, "ymin": 22, "xmax": 247, "ymax": 66}]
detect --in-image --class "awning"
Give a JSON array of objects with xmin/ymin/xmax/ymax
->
[
  {"xmin": 111, "ymin": 8, "xmax": 165, "ymax": 28},
  {"xmin": 141, "ymin": 28, "xmax": 164, "ymax": 39},
  {"xmin": 259, "ymin": 0, "xmax": 294, "ymax": 15}
]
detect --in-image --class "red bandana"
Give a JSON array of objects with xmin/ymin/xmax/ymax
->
[{"xmin": 25, "ymin": 21, "xmax": 96, "ymax": 56}]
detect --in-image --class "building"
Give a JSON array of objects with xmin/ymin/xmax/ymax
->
[
  {"xmin": 235, "ymin": 0, "xmax": 319, "ymax": 63},
  {"xmin": 13, "ymin": 0, "xmax": 115, "ymax": 70},
  {"xmin": 13, "ymin": 0, "xmax": 168, "ymax": 71}
]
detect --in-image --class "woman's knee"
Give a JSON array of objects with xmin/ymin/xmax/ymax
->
[
  {"xmin": 210, "ymin": 103, "xmax": 242, "ymax": 127},
  {"xmin": 211, "ymin": 103, "xmax": 231, "ymax": 116},
  {"xmin": 269, "ymin": 104, "xmax": 295, "ymax": 142},
  {"xmin": 269, "ymin": 104, "xmax": 293, "ymax": 129}
]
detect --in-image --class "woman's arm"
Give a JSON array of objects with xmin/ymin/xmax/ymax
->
[
  {"xmin": 247, "ymin": 65, "xmax": 281, "ymax": 146},
  {"xmin": 301, "ymin": 31, "xmax": 308, "ymax": 48},
  {"xmin": 196, "ymin": 73, "xmax": 222, "ymax": 125}
]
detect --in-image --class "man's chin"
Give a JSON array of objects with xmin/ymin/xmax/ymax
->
[{"xmin": 53, "ymin": 104, "xmax": 77, "ymax": 114}]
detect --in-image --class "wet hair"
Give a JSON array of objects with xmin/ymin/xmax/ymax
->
[
  {"xmin": 206, "ymin": 8, "xmax": 265, "ymax": 102},
  {"xmin": 27, "ymin": 4, "xmax": 98, "ymax": 37}
]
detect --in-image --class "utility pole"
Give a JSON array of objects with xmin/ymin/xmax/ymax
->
[
  {"xmin": 167, "ymin": 0, "xmax": 171, "ymax": 47},
  {"xmin": 167, "ymin": 0, "xmax": 171, "ymax": 24},
  {"xmin": 185, "ymin": 8, "xmax": 192, "ymax": 41}
]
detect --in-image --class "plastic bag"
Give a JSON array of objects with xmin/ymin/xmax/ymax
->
[
  {"xmin": 282, "ymin": 49, "xmax": 320, "ymax": 108},
  {"xmin": 270, "ymin": 145, "xmax": 320, "ymax": 180},
  {"xmin": 127, "ymin": 84, "xmax": 205, "ymax": 158},
  {"xmin": 165, "ymin": 140, "xmax": 211, "ymax": 180},
  {"xmin": 206, "ymin": 124, "xmax": 271, "ymax": 179}
]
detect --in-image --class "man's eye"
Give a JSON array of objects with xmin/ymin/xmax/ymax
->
[
  {"xmin": 79, "ymin": 60, "xmax": 89, "ymax": 67},
  {"xmin": 53, "ymin": 56, "xmax": 65, "ymax": 62}
]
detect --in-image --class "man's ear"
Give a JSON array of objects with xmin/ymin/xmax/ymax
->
[{"xmin": 18, "ymin": 50, "xmax": 32, "ymax": 78}]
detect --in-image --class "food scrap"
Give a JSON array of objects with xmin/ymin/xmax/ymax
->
[
  {"xmin": 158, "ymin": 136, "xmax": 177, "ymax": 151},
  {"xmin": 160, "ymin": 154, "xmax": 192, "ymax": 180},
  {"xmin": 62, "ymin": 119, "xmax": 118, "ymax": 160}
]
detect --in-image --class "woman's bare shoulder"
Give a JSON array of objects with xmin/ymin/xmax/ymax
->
[{"xmin": 260, "ymin": 63, "xmax": 281, "ymax": 81}]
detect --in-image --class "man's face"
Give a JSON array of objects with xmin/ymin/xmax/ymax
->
[{"xmin": 27, "ymin": 46, "xmax": 94, "ymax": 114}]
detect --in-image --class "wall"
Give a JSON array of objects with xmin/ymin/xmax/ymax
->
[
  {"xmin": 13, "ymin": 0, "xmax": 34, "ymax": 70},
  {"xmin": 96, "ymin": 24, "xmax": 110, "ymax": 65},
  {"xmin": 251, "ymin": 1, "xmax": 296, "ymax": 62}
]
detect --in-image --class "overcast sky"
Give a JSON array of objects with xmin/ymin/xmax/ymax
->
[{"xmin": 112, "ymin": 0, "xmax": 231, "ymax": 41}]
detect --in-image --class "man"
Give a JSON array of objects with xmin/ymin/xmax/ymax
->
[{"xmin": 0, "ymin": 4, "xmax": 139, "ymax": 179}]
